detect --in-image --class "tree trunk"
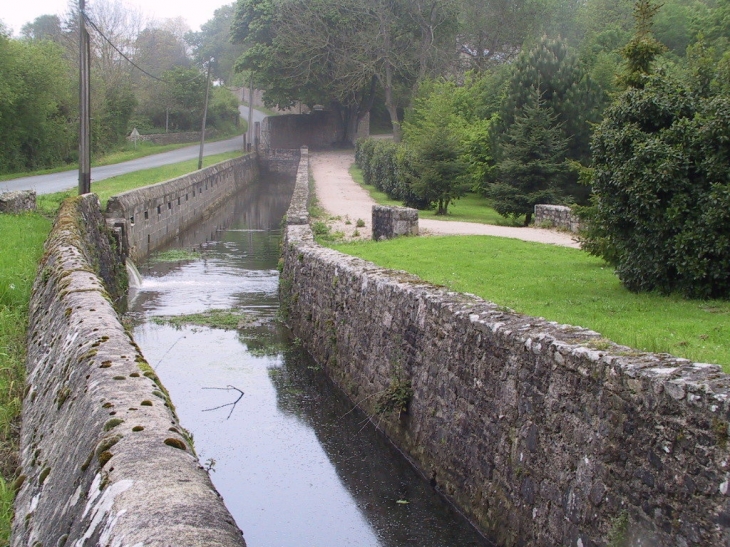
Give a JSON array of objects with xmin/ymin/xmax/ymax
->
[
  {"xmin": 383, "ymin": 61, "xmax": 402, "ymax": 143},
  {"xmin": 524, "ymin": 212, "xmax": 532, "ymax": 226}
]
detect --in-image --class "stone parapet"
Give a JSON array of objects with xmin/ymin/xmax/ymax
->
[
  {"xmin": 281, "ymin": 164, "xmax": 730, "ymax": 546},
  {"xmin": 106, "ymin": 154, "xmax": 257, "ymax": 262},
  {"xmin": 534, "ymin": 204, "xmax": 580, "ymax": 232},
  {"xmin": 13, "ymin": 194, "xmax": 245, "ymax": 547}
]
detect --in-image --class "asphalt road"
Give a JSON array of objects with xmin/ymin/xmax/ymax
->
[{"xmin": 1, "ymin": 105, "xmax": 267, "ymax": 196}]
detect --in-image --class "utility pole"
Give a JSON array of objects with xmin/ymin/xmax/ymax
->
[
  {"xmin": 247, "ymin": 72, "xmax": 254, "ymax": 152},
  {"xmin": 198, "ymin": 58, "xmax": 213, "ymax": 171},
  {"xmin": 78, "ymin": 0, "xmax": 91, "ymax": 194}
]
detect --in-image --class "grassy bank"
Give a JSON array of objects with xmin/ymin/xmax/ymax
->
[
  {"xmin": 348, "ymin": 165, "xmax": 521, "ymax": 226},
  {"xmin": 330, "ymin": 236, "xmax": 730, "ymax": 370},
  {"xmin": 0, "ymin": 127, "xmax": 246, "ymax": 183},
  {"xmin": 0, "ymin": 213, "xmax": 53, "ymax": 542}
]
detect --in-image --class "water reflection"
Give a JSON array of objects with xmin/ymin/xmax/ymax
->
[{"xmin": 127, "ymin": 174, "xmax": 492, "ymax": 547}]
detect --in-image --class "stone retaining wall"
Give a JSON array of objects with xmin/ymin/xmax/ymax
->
[
  {"xmin": 258, "ymin": 148, "xmax": 301, "ymax": 175},
  {"xmin": 261, "ymin": 112, "xmax": 345, "ymax": 150},
  {"xmin": 534, "ymin": 204, "xmax": 580, "ymax": 232},
  {"xmin": 106, "ymin": 154, "xmax": 257, "ymax": 262},
  {"xmin": 281, "ymin": 154, "xmax": 730, "ymax": 546},
  {"xmin": 13, "ymin": 194, "xmax": 245, "ymax": 547}
]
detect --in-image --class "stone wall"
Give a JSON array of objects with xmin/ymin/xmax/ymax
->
[
  {"xmin": 0, "ymin": 190, "xmax": 36, "ymax": 213},
  {"xmin": 13, "ymin": 194, "xmax": 245, "ymax": 547},
  {"xmin": 258, "ymin": 148, "xmax": 302, "ymax": 176},
  {"xmin": 106, "ymin": 154, "xmax": 257, "ymax": 262},
  {"xmin": 534, "ymin": 204, "xmax": 580, "ymax": 232},
  {"xmin": 261, "ymin": 112, "xmax": 346, "ymax": 150},
  {"xmin": 372, "ymin": 205, "xmax": 419, "ymax": 240},
  {"xmin": 281, "ymin": 154, "xmax": 730, "ymax": 546}
]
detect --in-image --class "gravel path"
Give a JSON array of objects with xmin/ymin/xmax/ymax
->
[{"xmin": 310, "ymin": 149, "xmax": 580, "ymax": 248}]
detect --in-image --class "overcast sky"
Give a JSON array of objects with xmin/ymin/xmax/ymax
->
[{"xmin": 1, "ymin": 0, "xmax": 234, "ymax": 36}]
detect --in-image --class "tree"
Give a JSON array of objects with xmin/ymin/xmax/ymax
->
[
  {"xmin": 187, "ymin": 5, "xmax": 240, "ymax": 84},
  {"xmin": 584, "ymin": 0, "xmax": 730, "ymax": 298},
  {"xmin": 21, "ymin": 15, "xmax": 65, "ymax": 43},
  {"xmin": 456, "ymin": 0, "xmax": 544, "ymax": 71},
  {"xmin": 403, "ymin": 79, "xmax": 469, "ymax": 214},
  {"xmin": 0, "ymin": 35, "xmax": 74, "ymax": 173},
  {"xmin": 231, "ymin": 0, "xmax": 458, "ymax": 142},
  {"xmin": 490, "ymin": 87, "xmax": 569, "ymax": 225},
  {"xmin": 499, "ymin": 36, "xmax": 602, "ymax": 164}
]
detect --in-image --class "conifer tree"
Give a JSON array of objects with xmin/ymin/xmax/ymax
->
[{"xmin": 490, "ymin": 86, "xmax": 569, "ymax": 226}]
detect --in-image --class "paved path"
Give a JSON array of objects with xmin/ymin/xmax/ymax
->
[
  {"xmin": 310, "ymin": 149, "xmax": 580, "ymax": 248},
  {"xmin": 1, "ymin": 106, "xmax": 266, "ymax": 196}
]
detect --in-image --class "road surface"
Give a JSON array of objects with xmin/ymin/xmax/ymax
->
[{"xmin": 1, "ymin": 106, "xmax": 267, "ymax": 195}]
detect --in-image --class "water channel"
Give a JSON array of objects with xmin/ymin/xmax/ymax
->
[{"xmin": 125, "ymin": 173, "xmax": 493, "ymax": 547}]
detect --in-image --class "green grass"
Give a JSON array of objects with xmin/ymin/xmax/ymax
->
[
  {"xmin": 348, "ymin": 165, "xmax": 521, "ymax": 226},
  {"xmin": 37, "ymin": 151, "xmax": 242, "ymax": 214},
  {"xmin": 151, "ymin": 309, "xmax": 252, "ymax": 330},
  {"xmin": 150, "ymin": 249, "xmax": 202, "ymax": 263},
  {"xmin": 330, "ymin": 235, "xmax": 730, "ymax": 370},
  {"xmin": 0, "ymin": 212, "xmax": 53, "ymax": 543},
  {"xmin": 0, "ymin": 127, "xmax": 246, "ymax": 183}
]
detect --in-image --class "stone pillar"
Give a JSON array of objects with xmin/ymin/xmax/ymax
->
[{"xmin": 372, "ymin": 205, "xmax": 418, "ymax": 241}]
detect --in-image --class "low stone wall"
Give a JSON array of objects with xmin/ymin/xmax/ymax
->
[
  {"xmin": 261, "ymin": 112, "xmax": 345, "ymax": 150},
  {"xmin": 259, "ymin": 148, "xmax": 301, "ymax": 175},
  {"xmin": 0, "ymin": 190, "xmax": 36, "ymax": 213},
  {"xmin": 281, "ymin": 158, "xmax": 730, "ymax": 546},
  {"xmin": 534, "ymin": 204, "xmax": 580, "ymax": 232},
  {"xmin": 106, "ymin": 154, "xmax": 257, "ymax": 262},
  {"xmin": 13, "ymin": 195, "xmax": 245, "ymax": 547},
  {"xmin": 372, "ymin": 205, "xmax": 418, "ymax": 240},
  {"xmin": 126, "ymin": 130, "xmax": 218, "ymax": 146}
]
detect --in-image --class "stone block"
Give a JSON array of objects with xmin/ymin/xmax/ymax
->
[
  {"xmin": 372, "ymin": 205, "xmax": 419, "ymax": 241},
  {"xmin": 0, "ymin": 190, "xmax": 36, "ymax": 213}
]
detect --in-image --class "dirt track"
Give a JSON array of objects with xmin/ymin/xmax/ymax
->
[{"xmin": 310, "ymin": 149, "xmax": 580, "ymax": 248}]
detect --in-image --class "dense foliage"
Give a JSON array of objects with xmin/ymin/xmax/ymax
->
[
  {"xmin": 0, "ymin": 5, "xmax": 240, "ymax": 176},
  {"xmin": 584, "ymin": 0, "xmax": 730, "ymax": 298}
]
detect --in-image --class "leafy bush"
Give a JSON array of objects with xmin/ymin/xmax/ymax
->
[{"xmin": 589, "ymin": 76, "xmax": 730, "ymax": 298}]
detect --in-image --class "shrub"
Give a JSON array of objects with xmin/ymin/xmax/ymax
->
[{"xmin": 589, "ymin": 78, "xmax": 730, "ymax": 298}]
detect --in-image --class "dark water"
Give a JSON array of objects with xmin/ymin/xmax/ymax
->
[{"xmin": 126, "ymin": 174, "xmax": 492, "ymax": 547}]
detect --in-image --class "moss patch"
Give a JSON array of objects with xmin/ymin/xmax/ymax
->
[{"xmin": 151, "ymin": 309, "xmax": 252, "ymax": 331}]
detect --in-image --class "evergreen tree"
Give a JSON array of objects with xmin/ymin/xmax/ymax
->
[
  {"xmin": 490, "ymin": 87, "xmax": 569, "ymax": 226},
  {"xmin": 499, "ymin": 36, "xmax": 602, "ymax": 165}
]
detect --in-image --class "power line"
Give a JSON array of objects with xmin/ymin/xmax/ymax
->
[{"xmin": 82, "ymin": 12, "xmax": 205, "ymax": 85}]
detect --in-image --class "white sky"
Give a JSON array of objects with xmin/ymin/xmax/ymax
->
[{"xmin": 1, "ymin": 0, "xmax": 234, "ymax": 36}]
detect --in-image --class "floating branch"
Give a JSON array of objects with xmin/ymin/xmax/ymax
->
[{"xmin": 202, "ymin": 385, "xmax": 244, "ymax": 419}]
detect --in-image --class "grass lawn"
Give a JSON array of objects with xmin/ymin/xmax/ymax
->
[
  {"xmin": 37, "ymin": 151, "xmax": 242, "ymax": 214},
  {"xmin": 348, "ymin": 164, "xmax": 522, "ymax": 226},
  {"xmin": 330, "ymin": 235, "xmax": 730, "ymax": 370}
]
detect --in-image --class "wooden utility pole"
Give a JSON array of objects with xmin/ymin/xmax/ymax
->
[
  {"xmin": 198, "ymin": 58, "xmax": 213, "ymax": 171},
  {"xmin": 247, "ymin": 73, "xmax": 254, "ymax": 152},
  {"xmin": 78, "ymin": 0, "xmax": 91, "ymax": 194}
]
